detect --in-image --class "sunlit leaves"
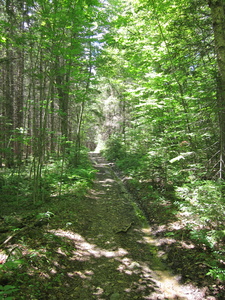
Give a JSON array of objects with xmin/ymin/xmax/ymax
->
[{"xmin": 106, "ymin": 0, "xmax": 215, "ymax": 148}]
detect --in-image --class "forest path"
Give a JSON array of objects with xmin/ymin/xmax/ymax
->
[
  {"xmin": 11, "ymin": 153, "xmax": 209, "ymax": 299},
  {"xmin": 47, "ymin": 152, "xmax": 204, "ymax": 300}
]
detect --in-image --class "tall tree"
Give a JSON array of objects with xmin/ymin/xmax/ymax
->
[{"xmin": 208, "ymin": 0, "xmax": 225, "ymax": 178}]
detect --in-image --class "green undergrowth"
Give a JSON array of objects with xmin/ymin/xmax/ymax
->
[
  {"xmin": 0, "ymin": 149, "xmax": 97, "ymax": 299},
  {"xmin": 174, "ymin": 181, "xmax": 225, "ymax": 282},
  {"xmin": 0, "ymin": 148, "xmax": 97, "ymax": 214}
]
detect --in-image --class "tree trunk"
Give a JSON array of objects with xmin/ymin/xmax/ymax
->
[
  {"xmin": 14, "ymin": 47, "xmax": 24, "ymax": 165},
  {"xmin": 208, "ymin": 0, "xmax": 225, "ymax": 178},
  {"xmin": 4, "ymin": 0, "xmax": 15, "ymax": 167},
  {"xmin": 56, "ymin": 70, "xmax": 69, "ymax": 151}
]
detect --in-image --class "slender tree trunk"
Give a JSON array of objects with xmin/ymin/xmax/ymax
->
[
  {"xmin": 75, "ymin": 100, "xmax": 85, "ymax": 165},
  {"xmin": 208, "ymin": 0, "xmax": 225, "ymax": 178},
  {"xmin": 14, "ymin": 47, "xmax": 24, "ymax": 165},
  {"xmin": 56, "ymin": 68, "xmax": 70, "ymax": 151},
  {"xmin": 4, "ymin": 5, "xmax": 14, "ymax": 167},
  {"xmin": 13, "ymin": 0, "xmax": 25, "ymax": 166},
  {"xmin": 50, "ymin": 85, "xmax": 55, "ymax": 153}
]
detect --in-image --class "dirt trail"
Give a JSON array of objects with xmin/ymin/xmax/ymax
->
[
  {"xmin": 47, "ymin": 153, "xmax": 206, "ymax": 300},
  {"xmin": 12, "ymin": 153, "xmax": 210, "ymax": 299}
]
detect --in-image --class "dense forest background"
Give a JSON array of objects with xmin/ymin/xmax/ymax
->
[{"xmin": 1, "ymin": 0, "xmax": 225, "ymax": 287}]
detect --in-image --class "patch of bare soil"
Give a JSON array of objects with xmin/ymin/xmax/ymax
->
[{"xmin": 0, "ymin": 154, "xmax": 218, "ymax": 299}]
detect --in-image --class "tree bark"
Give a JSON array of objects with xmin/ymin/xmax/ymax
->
[
  {"xmin": 14, "ymin": 47, "xmax": 24, "ymax": 165},
  {"xmin": 4, "ymin": 0, "xmax": 15, "ymax": 167},
  {"xmin": 56, "ymin": 70, "xmax": 69, "ymax": 149},
  {"xmin": 208, "ymin": 0, "xmax": 225, "ymax": 178}
]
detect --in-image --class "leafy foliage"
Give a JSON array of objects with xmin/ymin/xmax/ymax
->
[
  {"xmin": 0, "ymin": 150, "xmax": 96, "ymax": 214},
  {"xmin": 175, "ymin": 181, "xmax": 225, "ymax": 230},
  {"xmin": 0, "ymin": 284, "xmax": 18, "ymax": 300},
  {"xmin": 102, "ymin": 135, "xmax": 126, "ymax": 161}
]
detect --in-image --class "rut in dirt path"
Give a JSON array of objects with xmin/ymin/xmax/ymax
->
[{"xmin": 52, "ymin": 152, "xmax": 205, "ymax": 300}]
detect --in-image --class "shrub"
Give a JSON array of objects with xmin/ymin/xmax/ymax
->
[{"xmin": 102, "ymin": 135, "xmax": 126, "ymax": 161}]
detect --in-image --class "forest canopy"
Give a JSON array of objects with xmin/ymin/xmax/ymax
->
[{"xmin": 0, "ymin": 0, "xmax": 225, "ymax": 179}]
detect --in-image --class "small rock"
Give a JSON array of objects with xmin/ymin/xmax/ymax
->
[{"xmin": 129, "ymin": 261, "xmax": 141, "ymax": 269}]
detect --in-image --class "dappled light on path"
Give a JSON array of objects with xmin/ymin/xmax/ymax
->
[
  {"xmin": 49, "ymin": 229, "xmax": 128, "ymax": 261},
  {"xmin": 46, "ymin": 221, "xmax": 206, "ymax": 299},
  {"xmin": 47, "ymin": 228, "xmax": 170, "ymax": 299}
]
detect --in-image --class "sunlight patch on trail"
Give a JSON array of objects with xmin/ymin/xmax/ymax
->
[
  {"xmin": 67, "ymin": 270, "xmax": 94, "ymax": 279},
  {"xmin": 46, "ymin": 227, "xmax": 207, "ymax": 299},
  {"xmin": 99, "ymin": 178, "xmax": 116, "ymax": 187},
  {"xmin": 138, "ymin": 227, "xmax": 207, "ymax": 300},
  {"xmin": 48, "ymin": 229, "xmax": 198, "ymax": 299},
  {"xmin": 49, "ymin": 229, "xmax": 128, "ymax": 261}
]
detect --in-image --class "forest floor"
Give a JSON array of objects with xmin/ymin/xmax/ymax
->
[{"xmin": 0, "ymin": 153, "xmax": 223, "ymax": 299}]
